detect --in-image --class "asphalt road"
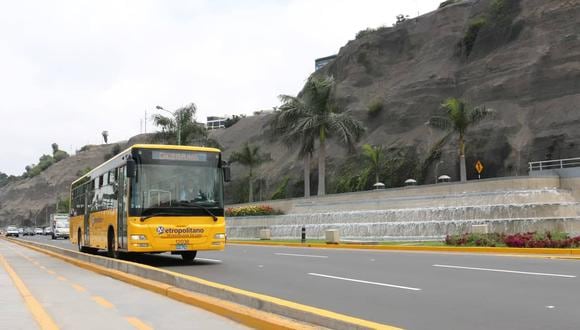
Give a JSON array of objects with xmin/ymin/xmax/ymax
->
[
  {"xmin": 22, "ymin": 235, "xmax": 580, "ymax": 330},
  {"xmin": 0, "ymin": 237, "xmax": 246, "ymax": 330}
]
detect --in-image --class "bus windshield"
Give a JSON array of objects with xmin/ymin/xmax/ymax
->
[{"xmin": 130, "ymin": 149, "xmax": 224, "ymax": 217}]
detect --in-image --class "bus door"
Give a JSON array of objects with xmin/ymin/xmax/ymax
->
[
  {"xmin": 117, "ymin": 166, "xmax": 128, "ymax": 249},
  {"xmin": 83, "ymin": 184, "xmax": 90, "ymax": 246}
]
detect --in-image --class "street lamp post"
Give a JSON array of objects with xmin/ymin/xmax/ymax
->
[
  {"xmin": 156, "ymin": 105, "xmax": 182, "ymax": 145},
  {"xmin": 435, "ymin": 160, "xmax": 444, "ymax": 184}
]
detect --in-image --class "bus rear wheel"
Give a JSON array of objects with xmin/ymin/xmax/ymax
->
[
  {"xmin": 107, "ymin": 228, "xmax": 119, "ymax": 259},
  {"xmin": 180, "ymin": 251, "xmax": 197, "ymax": 263}
]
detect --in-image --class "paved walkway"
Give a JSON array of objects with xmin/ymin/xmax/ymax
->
[{"xmin": 0, "ymin": 239, "xmax": 247, "ymax": 330}]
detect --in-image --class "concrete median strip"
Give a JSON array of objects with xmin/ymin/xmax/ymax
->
[
  {"xmin": 2, "ymin": 238, "xmax": 400, "ymax": 330},
  {"xmin": 228, "ymin": 240, "xmax": 580, "ymax": 259}
]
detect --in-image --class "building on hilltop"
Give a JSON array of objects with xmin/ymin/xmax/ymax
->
[
  {"xmin": 315, "ymin": 55, "xmax": 337, "ymax": 71},
  {"xmin": 206, "ymin": 116, "xmax": 227, "ymax": 130}
]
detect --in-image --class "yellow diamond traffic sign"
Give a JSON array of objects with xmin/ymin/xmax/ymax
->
[{"xmin": 475, "ymin": 160, "xmax": 484, "ymax": 174}]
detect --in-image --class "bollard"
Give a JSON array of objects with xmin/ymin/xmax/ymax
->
[{"xmin": 301, "ymin": 226, "xmax": 306, "ymax": 243}]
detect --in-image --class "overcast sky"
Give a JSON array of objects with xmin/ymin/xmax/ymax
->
[{"xmin": 0, "ymin": 0, "xmax": 441, "ymax": 176}]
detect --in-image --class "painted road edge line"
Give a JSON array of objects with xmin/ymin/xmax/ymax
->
[
  {"xmin": 228, "ymin": 240, "xmax": 580, "ymax": 258},
  {"xmin": 195, "ymin": 257, "xmax": 223, "ymax": 263},
  {"xmin": 0, "ymin": 253, "xmax": 60, "ymax": 330},
  {"xmin": 275, "ymin": 253, "xmax": 329, "ymax": 258},
  {"xmin": 432, "ymin": 264, "xmax": 577, "ymax": 278},
  {"xmin": 309, "ymin": 273, "xmax": 421, "ymax": 291},
  {"xmin": 4, "ymin": 238, "xmax": 402, "ymax": 330}
]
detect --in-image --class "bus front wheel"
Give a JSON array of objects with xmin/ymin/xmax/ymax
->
[{"xmin": 180, "ymin": 251, "xmax": 197, "ymax": 263}]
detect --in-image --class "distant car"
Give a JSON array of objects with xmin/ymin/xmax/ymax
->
[
  {"xmin": 18, "ymin": 228, "xmax": 24, "ymax": 235},
  {"xmin": 6, "ymin": 226, "xmax": 19, "ymax": 237},
  {"xmin": 44, "ymin": 227, "xmax": 53, "ymax": 235},
  {"xmin": 34, "ymin": 227, "xmax": 44, "ymax": 235},
  {"xmin": 24, "ymin": 227, "xmax": 34, "ymax": 236},
  {"xmin": 52, "ymin": 221, "xmax": 70, "ymax": 240}
]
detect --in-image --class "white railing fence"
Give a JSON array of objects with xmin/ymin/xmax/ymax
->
[{"xmin": 528, "ymin": 157, "xmax": 580, "ymax": 172}]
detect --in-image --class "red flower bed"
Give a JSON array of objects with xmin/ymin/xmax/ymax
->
[{"xmin": 445, "ymin": 231, "xmax": 580, "ymax": 248}]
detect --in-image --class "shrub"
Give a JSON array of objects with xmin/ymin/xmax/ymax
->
[
  {"xmin": 271, "ymin": 177, "xmax": 290, "ymax": 200},
  {"xmin": 226, "ymin": 205, "xmax": 283, "ymax": 217},
  {"xmin": 356, "ymin": 52, "xmax": 373, "ymax": 73},
  {"xmin": 445, "ymin": 232, "xmax": 505, "ymax": 247},
  {"xmin": 439, "ymin": 0, "xmax": 460, "ymax": 9},
  {"xmin": 367, "ymin": 99, "xmax": 384, "ymax": 117},
  {"xmin": 79, "ymin": 145, "xmax": 91, "ymax": 152},
  {"xmin": 356, "ymin": 28, "xmax": 375, "ymax": 39},
  {"xmin": 459, "ymin": 17, "xmax": 487, "ymax": 58},
  {"xmin": 53, "ymin": 150, "xmax": 69, "ymax": 162}
]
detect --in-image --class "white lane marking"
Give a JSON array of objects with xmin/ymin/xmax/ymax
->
[
  {"xmin": 195, "ymin": 258, "xmax": 222, "ymax": 263},
  {"xmin": 546, "ymin": 306, "xmax": 555, "ymax": 309},
  {"xmin": 308, "ymin": 273, "xmax": 421, "ymax": 291},
  {"xmin": 275, "ymin": 253, "xmax": 328, "ymax": 259},
  {"xmin": 433, "ymin": 264, "xmax": 576, "ymax": 278}
]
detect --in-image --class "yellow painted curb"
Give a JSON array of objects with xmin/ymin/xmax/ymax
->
[
  {"xmin": 4, "ymin": 238, "xmax": 400, "ymax": 330},
  {"xmin": 227, "ymin": 240, "xmax": 580, "ymax": 257}
]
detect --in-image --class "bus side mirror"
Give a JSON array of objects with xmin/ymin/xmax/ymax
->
[
  {"xmin": 127, "ymin": 159, "xmax": 136, "ymax": 178},
  {"xmin": 223, "ymin": 166, "xmax": 231, "ymax": 183}
]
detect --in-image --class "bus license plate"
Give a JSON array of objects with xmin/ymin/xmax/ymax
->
[{"xmin": 176, "ymin": 244, "xmax": 187, "ymax": 250}]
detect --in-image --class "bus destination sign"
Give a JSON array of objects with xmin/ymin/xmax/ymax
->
[{"xmin": 152, "ymin": 150, "xmax": 208, "ymax": 162}]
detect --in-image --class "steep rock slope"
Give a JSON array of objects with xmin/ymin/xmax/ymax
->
[{"xmin": 211, "ymin": 0, "xmax": 580, "ymax": 201}]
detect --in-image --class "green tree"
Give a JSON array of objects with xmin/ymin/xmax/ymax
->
[
  {"xmin": 229, "ymin": 143, "xmax": 271, "ymax": 203},
  {"xmin": 428, "ymin": 98, "xmax": 494, "ymax": 182},
  {"xmin": 276, "ymin": 76, "xmax": 365, "ymax": 196},
  {"xmin": 51, "ymin": 143, "xmax": 59, "ymax": 155},
  {"xmin": 270, "ymin": 95, "xmax": 316, "ymax": 198},
  {"xmin": 102, "ymin": 131, "xmax": 109, "ymax": 144},
  {"xmin": 152, "ymin": 103, "xmax": 207, "ymax": 145},
  {"xmin": 362, "ymin": 144, "xmax": 386, "ymax": 184},
  {"xmin": 56, "ymin": 197, "xmax": 70, "ymax": 213}
]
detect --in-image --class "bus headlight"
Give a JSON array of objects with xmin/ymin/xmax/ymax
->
[
  {"xmin": 214, "ymin": 233, "xmax": 225, "ymax": 240},
  {"xmin": 130, "ymin": 235, "xmax": 147, "ymax": 241}
]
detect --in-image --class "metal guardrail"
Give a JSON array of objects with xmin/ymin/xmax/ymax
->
[{"xmin": 528, "ymin": 157, "xmax": 580, "ymax": 172}]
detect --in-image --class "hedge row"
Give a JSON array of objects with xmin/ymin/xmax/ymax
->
[{"xmin": 226, "ymin": 205, "xmax": 283, "ymax": 217}]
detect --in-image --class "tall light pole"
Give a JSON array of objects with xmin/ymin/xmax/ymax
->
[{"xmin": 156, "ymin": 105, "xmax": 181, "ymax": 145}]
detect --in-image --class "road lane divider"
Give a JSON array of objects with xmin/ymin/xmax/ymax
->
[
  {"xmin": 92, "ymin": 296, "xmax": 115, "ymax": 309},
  {"xmin": 0, "ymin": 253, "xmax": 60, "ymax": 330},
  {"xmin": 4, "ymin": 237, "xmax": 400, "ymax": 330},
  {"xmin": 275, "ymin": 253, "xmax": 329, "ymax": 258},
  {"xmin": 308, "ymin": 273, "xmax": 421, "ymax": 291},
  {"xmin": 126, "ymin": 317, "xmax": 154, "ymax": 330},
  {"xmin": 71, "ymin": 283, "xmax": 87, "ymax": 292},
  {"xmin": 432, "ymin": 264, "xmax": 577, "ymax": 278}
]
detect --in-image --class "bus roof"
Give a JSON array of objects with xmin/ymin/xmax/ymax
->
[{"xmin": 71, "ymin": 144, "xmax": 222, "ymax": 186}]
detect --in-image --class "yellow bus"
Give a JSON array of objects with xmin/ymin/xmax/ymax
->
[{"xmin": 69, "ymin": 144, "xmax": 230, "ymax": 262}]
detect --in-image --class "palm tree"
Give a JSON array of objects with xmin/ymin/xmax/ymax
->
[
  {"xmin": 229, "ymin": 143, "xmax": 272, "ymax": 202},
  {"xmin": 152, "ymin": 103, "xmax": 207, "ymax": 145},
  {"xmin": 362, "ymin": 144, "xmax": 385, "ymax": 185},
  {"xmin": 276, "ymin": 75, "xmax": 365, "ymax": 196},
  {"xmin": 428, "ymin": 98, "xmax": 494, "ymax": 182},
  {"xmin": 270, "ymin": 95, "xmax": 317, "ymax": 197}
]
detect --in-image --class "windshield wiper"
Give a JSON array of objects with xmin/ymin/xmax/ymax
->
[
  {"xmin": 140, "ymin": 213, "xmax": 181, "ymax": 222},
  {"xmin": 174, "ymin": 201, "xmax": 218, "ymax": 221}
]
